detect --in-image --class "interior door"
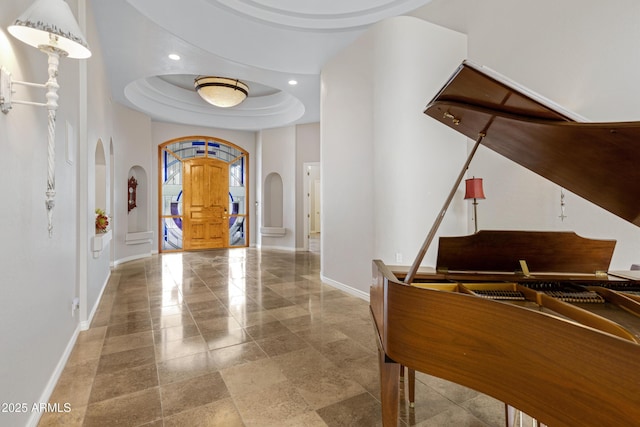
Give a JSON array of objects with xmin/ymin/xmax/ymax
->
[
  {"xmin": 183, "ymin": 158, "xmax": 229, "ymax": 250},
  {"xmin": 314, "ymin": 179, "xmax": 321, "ymax": 233}
]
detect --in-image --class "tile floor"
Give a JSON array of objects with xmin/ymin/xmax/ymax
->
[{"xmin": 38, "ymin": 248, "xmax": 514, "ymax": 426}]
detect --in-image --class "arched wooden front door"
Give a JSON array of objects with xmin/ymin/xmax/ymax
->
[{"xmin": 159, "ymin": 136, "xmax": 249, "ymax": 252}]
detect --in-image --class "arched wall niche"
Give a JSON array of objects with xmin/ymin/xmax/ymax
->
[
  {"xmin": 91, "ymin": 138, "xmax": 112, "ymax": 257},
  {"xmin": 95, "ymin": 139, "xmax": 107, "ymax": 215},
  {"xmin": 110, "ymin": 139, "xmax": 115, "ymax": 261},
  {"xmin": 127, "ymin": 165, "xmax": 148, "ymax": 233},
  {"xmin": 264, "ymin": 172, "xmax": 283, "ymax": 228}
]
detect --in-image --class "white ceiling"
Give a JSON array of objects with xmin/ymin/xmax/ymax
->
[{"xmin": 90, "ymin": 0, "xmax": 437, "ymax": 131}]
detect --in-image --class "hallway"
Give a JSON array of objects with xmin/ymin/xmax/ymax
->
[{"xmin": 39, "ymin": 248, "xmax": 509, "ymax": 426}]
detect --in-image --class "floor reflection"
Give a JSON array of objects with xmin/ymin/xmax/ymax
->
[{"xmin": 41, "ymin": 247, "xmax": 510, "ymax": 427}]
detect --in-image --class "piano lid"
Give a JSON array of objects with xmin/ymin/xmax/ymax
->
[{"xmin": 425, "ymin": 61, "xmax": 640, "ymax": 227}]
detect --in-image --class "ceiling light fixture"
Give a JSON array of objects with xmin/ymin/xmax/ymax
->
[
  {"xmin": 288, "ymin": 80, "xmax": 298, "ymax": 86},
  {"xmin": 194, "ymin": 76, "xmax": 249, "ymax": 108},
  {"xmin": 168, "ymin": 53, "xmax": 180, "ymax": 61},
  {"xmin": 1, "ymin": 0, "xmax": 91, "ymax": 237}
]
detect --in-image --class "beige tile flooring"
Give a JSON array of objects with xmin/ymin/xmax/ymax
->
[{"xmin": 38, "ymin": 248, "xmax": 513, "ymax": 426}]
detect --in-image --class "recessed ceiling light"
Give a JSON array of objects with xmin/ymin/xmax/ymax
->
[
  {"xmin": 288, "ymin": 80, "xmax": 298, "ymax": 86},
  {"xmin": 168, "ymin": 53, "xmax": 180, "ymax": 61}
]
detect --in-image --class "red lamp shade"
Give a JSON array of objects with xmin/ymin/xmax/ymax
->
[{"xmin": 464, "ymin": 177, "xmax": 486, "ymax": 200}]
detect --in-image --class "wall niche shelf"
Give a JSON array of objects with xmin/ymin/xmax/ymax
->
[
  {"xmin": 125, "ymin": 231, "xmax": 153, "ymax": 245},
  {"xmin": 260, "ymin": 227, "xmax": 286, "ymax": 237},
  {"xmin": 91, "ymin": 230, "xmax": 112, "ymax": 258}
]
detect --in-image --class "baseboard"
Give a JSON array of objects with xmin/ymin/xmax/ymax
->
[
  {"xmin": 320, "ymin": 273, "xmax": 370, "ymax": 302},
  {"xmin": 80, "ymin": 270, "xmax": 111, "ymax": 331},
  {"xmin": 26, "ymin": 323, "xmax": 81, "ymax": 427},
  {"xmin": 113, "ymin": 252, "xmax": 153, "ymax": 267}
]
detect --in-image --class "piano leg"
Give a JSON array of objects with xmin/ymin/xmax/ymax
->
[
  {"xmin": 377, "ymin": 347, "xmax": 400, "ymax": 426},
  {"xmin": 408, "ymin": 368, "xmax": 415, "ymax": 408},
  {"xmin": 505, "ymin": 404, "xmax": 548, "ymax": 427},
  {"xmin": 398, "ymin": 365, "xmax": 416, "ymax": 408},
  {"xmin": 505, "ymin": 404, "xmax": 516, "ymax": 427}
]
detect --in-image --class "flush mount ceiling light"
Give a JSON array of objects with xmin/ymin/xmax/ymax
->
[
  {"xmin": 194, "ymin": 76, "xmax": 249, "ymax": 108},
  {"xmin": 1, "ymin": 0, "xmax": 91, "ymax": 237}
]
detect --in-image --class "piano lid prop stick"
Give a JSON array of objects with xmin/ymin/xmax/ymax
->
[
  {"xmin": 404, "ymin": 132, "xmax": 486, "ymax": 284},
  {"xmin": 519, "ymin": 259, "xmax": 531, "ymax": 277}
]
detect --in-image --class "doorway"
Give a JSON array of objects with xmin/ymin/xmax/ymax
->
[
  {"xmin": 159, "ymin": 136, "xmax": 249, "ymax": 252},
  {"xmin": 304, "ymin": 162, "xmax": 320, "ymax": 252}
]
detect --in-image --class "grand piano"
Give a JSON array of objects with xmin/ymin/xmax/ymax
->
[{"xmin": 370, "ymin": 61, "xmax": 640, "ymax": 427}]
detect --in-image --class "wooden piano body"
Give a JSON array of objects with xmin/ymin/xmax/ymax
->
[
  {"xmin": 370, "ymin": 61, "xmax": 640, "ymax": 427},
  {"xmin": 372, "ymin": 256, "xmax": 640, "ymax": 426}
]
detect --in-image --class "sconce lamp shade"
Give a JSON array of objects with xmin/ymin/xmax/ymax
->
[
  {"xmin": 194, "ymin": 76, "xmax": 249, "ymax": 108},
  {"xmin": 464, "ymin": 177, "xmax": 486, "ymax": 200},
  {"xmin": 8, "ymin": 0, "xmax": 91, "ymax": 59}
]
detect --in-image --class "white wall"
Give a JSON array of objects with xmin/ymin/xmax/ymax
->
[
  {"xmin": 111, "ymin": 104, "xmax": 153, "ymax": 265},
  {"xmin": 371, "ymin": 17, "xmax": 468, "ymax": 268},
  {"xmin": 321, "ymin": 28, "xmax": 375, "ymax": 297},
  {"xmin": 250, "ymin": 122, "xmax": 321, "ymax": 252},
  {"xmin": 258, "ymin": 126, "xmax": 297, "ymax": 250},
  {"xmin": 0, "ymin": 1, "xmax": 99, "ymax": 425},
  {"xmin": 321, "ymin": 16, "xmax": 467, "ymax": 296},
  {"xmin": 416, "ymin": 0, "xmax": 640, "ymax": 269},
  {"xmin": 0, "ymin": 2, "xmax": 156, "ymax": 424},
  {"xmin": 85, "ymin": 0, "xmax": 114, "ymax": 326}
]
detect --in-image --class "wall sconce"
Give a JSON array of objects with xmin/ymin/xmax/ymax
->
[
  {"xmin": 464, "ymin": 177, "xmax": 486, "ymax": 233},
  {"xmin": 1, "ymin": 0, "xmax": 91, "ymax": 237}
]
